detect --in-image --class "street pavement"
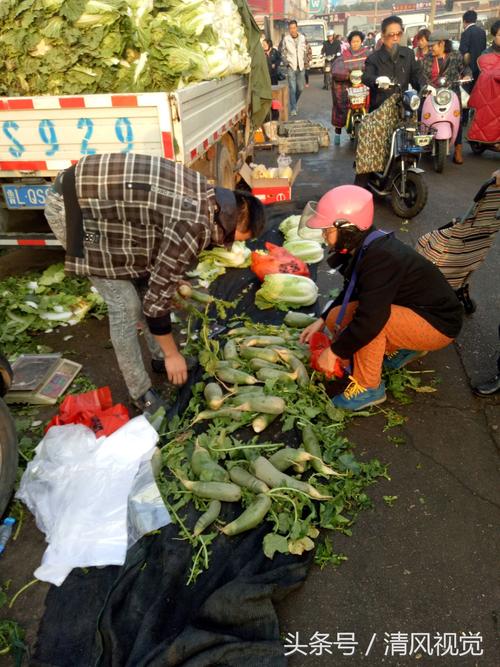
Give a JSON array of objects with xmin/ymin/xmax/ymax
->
[{"xmin": 0, "ymin": 73, "xmax": 498, "ymax": 665}]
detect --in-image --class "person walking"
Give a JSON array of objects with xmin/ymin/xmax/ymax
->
[
  {"xmin": 280, "ymin": 19, "xmax": 308, "ymax": 116},
  {"xmin": 298, "ymin": 185, "xmax": 463, "ymax": 411},
  {"xmin": 459, "ymin": 10, "xmax": 487, "ymax": 91},
  {"xmin": 422, "ymin": 29, "xmax": 471, "ymax": 164},
  {"xmin": 44, "ymin": 153, "xmax": 265, "ymax": 413},
  {"xmin": 262, "ymin": 38, "xmax": 281, "ymax": 86},
  {"xmin": 414, "ymin": 28, "xmax": 430, "ymax": 61},
  {"xmin": 330, "ymin": 31, "xmax": 370, "ymax": 144}
]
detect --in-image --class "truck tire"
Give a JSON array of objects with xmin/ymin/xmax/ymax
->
[
  {"xmin": 216, "ymin": 144, "xmax": 236, "ymax": 189},
  {"xmin": 0, "ymin": 398, "xmax": 17, "ymax": 517},
  {"xmin": 391, "ymin": 171, "xmax": 428, "ymax": 218}
]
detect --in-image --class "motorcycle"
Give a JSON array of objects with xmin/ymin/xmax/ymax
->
[
  {"xmin": 366, "ymin": 81, "xmax": 434, "ymax": 218},
  {"xmin": 0, "ymin": 354, "xmax": 17, "ymax": 517},
  {"xmin": 345, "ymin": 69, "xmax": 370, "ymax": 145},
  {"xmin": 421, "ymin": 78, "xmax": 468, "ymax": 173},
  {"xmin": 323, "ymin": 54, "xmax": 336, "ymax": 90}
]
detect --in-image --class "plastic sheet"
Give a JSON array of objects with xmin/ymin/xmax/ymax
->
[{"xmin": 17, "ymin": 416, "xmax": 167, "ymax": 586}]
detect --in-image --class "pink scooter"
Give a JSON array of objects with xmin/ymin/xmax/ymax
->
[{"xmin": 421, "ymin": 78, "xmax": 463, "ymax": 173}]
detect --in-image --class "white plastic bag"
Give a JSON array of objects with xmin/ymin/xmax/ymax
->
[{"xmin": 17, "ymin": 416, "xmax": 166, "ymax": 586}]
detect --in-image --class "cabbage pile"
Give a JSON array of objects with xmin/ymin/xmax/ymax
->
[{"xmin": 0, "ymin": 0, "xmax": 251, "ymax": 96}]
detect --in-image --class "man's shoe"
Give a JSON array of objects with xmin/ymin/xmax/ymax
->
[
  {"xmin": 332, "ymin": 379, "xmax": 386, "ymax": 411},
  {"xmin": 151, "ymin": 358, "xmax": 166, "ymax": 374},
  {"xmin": 290, "ymin": 109, "xmax": 297, "ymax": 116},
  {"xmin": 383, "ymin": 349, "xmax": 427, "ymax": 371},
  {"xmin": 132, "ymin": 388, "xmax": 169, "ymax": 414},
  {"xmin": 473, "ymin": 374, "xmax": 500, "ymax": 396}
]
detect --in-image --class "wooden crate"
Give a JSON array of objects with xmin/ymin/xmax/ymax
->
[
  {"xmin": 286, "ymin": 126, "xmax": 330, "ymax": 148},
  {"xmin": 277, "ymin": 136, "xmax": 320, "ymax": 154}
]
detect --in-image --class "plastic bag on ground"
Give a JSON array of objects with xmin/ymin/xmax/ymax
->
[{"xmin": 16, "ymin": 416, "xmax": 168, "ymax": 586}]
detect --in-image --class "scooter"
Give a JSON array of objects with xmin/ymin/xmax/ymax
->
[
  {"xmin": 345, "ymin": 69, "xmax": 370, "ymax": 145},
  {"xmin": 421, "ymin": 78, "xmax": 466, "ymax": 173},
  {"xmin": 366, "ymin": 82, "xmax": 434, "ymax": 218},
  {"xmin": 323, "ymin": 55, "xmax": 335, "ymax": 90}
]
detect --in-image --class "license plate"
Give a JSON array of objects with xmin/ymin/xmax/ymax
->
[{"xmin": 2, "ymin": 184, "xmax": 51, "ymax": 209}]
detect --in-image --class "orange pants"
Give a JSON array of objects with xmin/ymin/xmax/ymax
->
[{"xmin": 325, "ymin": 302, "xmax": 453, "ymax": 388}]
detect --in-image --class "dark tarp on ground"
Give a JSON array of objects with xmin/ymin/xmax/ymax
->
[{"xmin": 32, "ymin": 206, "xmax": 318, "ymax": 667}]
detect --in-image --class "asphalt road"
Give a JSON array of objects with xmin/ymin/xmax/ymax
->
[{"xmin": 0, "ymin": 73, "xmax": 498, "ymax": 666}]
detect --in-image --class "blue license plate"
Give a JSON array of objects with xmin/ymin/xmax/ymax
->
[{"xmin": 2, "ymin": 184, "xmax": 51, "ymax": 209}]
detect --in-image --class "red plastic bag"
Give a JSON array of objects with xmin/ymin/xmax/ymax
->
[
  {"xmin": 251, "ymin": 242, "xmax": 310, "ymax": 282},
  {"xmin": 45, "ymin": 386, "xmax": 130, "ymax": 437},
  {"xmin": 309, "ymin": 333, "xmax": 345, "ymax": 379}
]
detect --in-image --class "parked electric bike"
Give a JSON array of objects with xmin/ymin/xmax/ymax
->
[
  {"xmin": 345, "ymin": 69, "xmax": 370, "ymax": 145},
  {"xmin": 365, "ymin": 82, "xmax": 434, "ymax": 218},
  {"xmin": 421, "ymin": 78, "xmax": 469, "ymax": 173}
]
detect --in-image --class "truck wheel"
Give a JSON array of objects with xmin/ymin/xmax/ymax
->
[
  {"xmin": 433, "ymin": 139, "xmax": 447, "ymax": 173},
  {"xmin": 0, "ymin": 398, "xmax": 18, "ymax": 517},
  {"xmin": 216, "ymin": 144, "xmax": 235, "ymax": 189},
  {"xmin": 391, "ymin": 171, "xmax": 428, "ymax": 218}
]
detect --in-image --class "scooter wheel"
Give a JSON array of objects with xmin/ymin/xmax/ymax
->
[
  {"xmin": 469, "ymin": 141, "xmax": 486, "ymax": 156},
  {"xmin": 433, "ymin": 139, "xmax": 447, "ymax": 173},
  {"xmin": 391, "ymin": 171, "xmax": 428, "ymax": 218}
]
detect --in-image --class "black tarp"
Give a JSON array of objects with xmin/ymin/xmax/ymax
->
[{"xmin": 32, "ymin": 206, "xmax": 317, "ymax": 667}]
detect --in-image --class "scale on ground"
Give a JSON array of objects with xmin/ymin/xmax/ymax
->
[{"xmin": 5, "ymin": 353, "xmax": 82, "ymax": 405}]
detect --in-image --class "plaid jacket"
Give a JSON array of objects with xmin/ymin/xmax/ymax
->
[{"xmin": 62, "ymin": 153, "xmax": 222, "ymax": 327}]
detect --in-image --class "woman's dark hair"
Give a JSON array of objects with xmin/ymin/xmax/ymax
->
[
  {"xmin": 491, "ymin": 19, "xmax": 500, "ymax": 37},
  {"xmin": 234, "ymin": 191, "xmax": 266, "ymax": 239},
  {"xmin": 263, "ymin": 38, "xmax": 273, "ymax": 49},
  {"xmin": 381, "ymin": 15, "xmax": 403, "ymax": 34},
  {"xmin": 463, "ymin": 10, "xmax": 477, "ymax": 24},
  {"xmin": 443, "ymin": 39, "xmax": 453, "ymax": 53},
  {"xmin": 334, "ymin": 226, "xmax": 369, "ymax": 253},
  {"xmin": 416, "ymin": 28, "xmax": 431, "ymax": 41},
  {"xmin": 348, "ymin": 30, "xmax": 365, "ymax": 44}
]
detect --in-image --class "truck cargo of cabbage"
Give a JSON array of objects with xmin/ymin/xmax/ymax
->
[{"xmin": 0, "ymin": 0, "xmax": 251, "ymax": 97}]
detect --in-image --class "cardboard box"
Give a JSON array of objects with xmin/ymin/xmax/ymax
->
[{"xmin": 239, "ymin": 159, "xmax": 301, "ymax": 205}]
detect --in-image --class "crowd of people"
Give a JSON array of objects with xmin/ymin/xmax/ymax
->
[{"xmin": 261, "ymin": 11, "xmax": 499, "ymax": 165}]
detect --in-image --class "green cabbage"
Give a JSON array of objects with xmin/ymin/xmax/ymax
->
[
  {"xmin": 283, "ymin": 240, "xmax": 324, "ymax": 264},
  {"xmin": 188, "ymin": 242, "xmax": 251, "ymax": 285},
  {"xmin": 255, "ymin": 274, "xmax": 319, "ymax": 311}
]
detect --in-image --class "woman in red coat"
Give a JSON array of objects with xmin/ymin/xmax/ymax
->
[
  {"xmin": 467, "ymin": 20, "xmax": 500, "ymax": 149},
  {"xmin": 331, "ymin": 31, "xmax": 370, "ymax": 145}
]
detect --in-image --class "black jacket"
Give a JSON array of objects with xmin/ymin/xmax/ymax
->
[
  {"xmin": 265, "ymin": 47, "xmax": 281, "ymax": 85},
  {"xmin": 362, "ymin": 45, "xmax": 425, "ymax": 110},
  {"xmin": 323, "ymin": 233, "xmax": 463, "ymax": 359},
  {"xmin": 322, "ymin": 39, "xmax": 341, "ymax": 58},
  {"xmin": 459, "ymin": 24, "xmax": 487, "ymax": 81}
]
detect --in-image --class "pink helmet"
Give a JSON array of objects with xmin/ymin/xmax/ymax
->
[{"xmin": 301, "ymin": 185, "xmax": 374, "ymax": 231}]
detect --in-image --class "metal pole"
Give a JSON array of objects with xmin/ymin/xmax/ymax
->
[
  {"xmin": 428, "ymin": 0, "xmax": 437, "ymax": 31},
  {"xmin": 374, "ymin": 0, "xmax": 378, "ymax": 32}
]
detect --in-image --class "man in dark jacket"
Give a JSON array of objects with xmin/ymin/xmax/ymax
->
[
  {"xmin": 362, "ymin": 15, "xmax": 425, "ymax": 110},
  {"xmin": 45, "ymin": 153, "xmax": 265, "ymax": 413},
  {"xmin": 459, "ymin": 10, "xmax": 487, "ymax": 90},
  {"xmin": 299, "ymin": 185, "xmax": 463, "ymax": 411}
]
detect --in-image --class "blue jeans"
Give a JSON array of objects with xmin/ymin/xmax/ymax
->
[{"xmin": 287, "ymin": 68, "xmax": 305, "ymax": 113}]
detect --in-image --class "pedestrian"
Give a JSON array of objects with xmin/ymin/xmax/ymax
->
[
  {"xmin": 414, "ymin": 28, "xmax": 431, "ymax": 60},
  {"xmin": 363, "ymin": 31, "xmax": 376, "ymax": 50},
  {"xmin": 298, "ymin": 185, "xmax": 463, "ymax": 411},
  {"xmin": 362, "ymin": 15, "xmax": 425, "ymax": 112},
  {"xmin": 330, "ymin": 31, "xmax": 370, "ymax": 145},
  {"xmin": 473, "ymin": 325, "xmax": 500, "ymax": 395},
  {"xmin": 280, "ymin": 19, "xmax": 308, "ymax": 116},
  {"xmin": 305, "ymin": 43, "xmax": 312, "ymax": 88},
  {"xmin": 483, "ymin": 19, "xmax": 500, "ymax": 55},
  {"xmin": 44, "ymin": 153, "xmax": 265, "ymax": 413},
  {"xmin": 459, "ymin": 10, "xmax": 487, "ymax": 91},
  {"xmin": 422, "ymin": 29, "xmax": 471, "ymax": 164},
  {"xmin": 262, "ymin": 38, "xmax": 281, "ymax": 86},
  {"xmin": 322, "ymin": 30, "xmax": 342, "ymax": 89}
]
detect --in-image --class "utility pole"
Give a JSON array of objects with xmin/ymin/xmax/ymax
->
[{"xmin": 428, "ymin": 0, "xmax": 437, "ymax": 30}]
